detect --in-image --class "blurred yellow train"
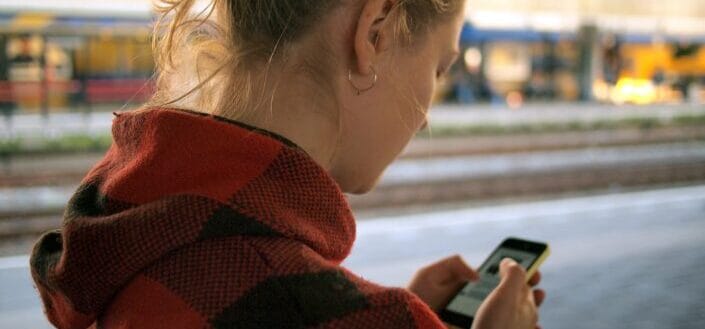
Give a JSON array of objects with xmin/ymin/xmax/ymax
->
[
  {"xmin": 0, "ymin": 12, "xmax": 154, "ymax": 112},
  {"xmin": 1, "ymin": 9, "xmax": 703, "ymax": 112},
  {"xmin": 595, "ymin": 42, "xmax": 705, "ymax": 105}
]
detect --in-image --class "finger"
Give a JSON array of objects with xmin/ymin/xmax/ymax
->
[
  {"xmin": 422, "ymin": 255, "xmax": 478, "ymax": 285},
  {"xmin": 533, "ymin": 289, "xmax": 546, "ymax": 307},
  {"xmin": 442, "ymin": 255, "xmax": 480, "ymax": 282},
  {"xmin": 528, "ymin": 271, "xmax": 541, "ymax": 287},
  {"xmin": 498, "ymin": 258, "xmax": 526, "ymax": 292}
]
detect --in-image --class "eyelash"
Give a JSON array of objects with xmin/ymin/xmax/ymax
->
[
  {"xmin": 437, "ymin": 54, "xmax": 459, "ymax": 80},
  {"xmin": 436, "ymin": 66, "xmax": 449, "ymax": 80}
]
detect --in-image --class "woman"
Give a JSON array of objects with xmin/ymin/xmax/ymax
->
[{"xmin": 30, "ymin": 0, "xmax": 544, "ymax": 328}]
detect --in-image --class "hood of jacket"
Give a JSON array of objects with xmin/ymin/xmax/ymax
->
[{"xmin": 30, "ymin": 107, "xmax": 356, "ymax": 329}]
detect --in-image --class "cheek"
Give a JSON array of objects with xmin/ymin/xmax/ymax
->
[
  {"xmin": 417, "ymin": 74, "xmax": 436, "ymax": 110},
  {"xmin": 408, "ymin": 69, "xmax": 436, "ymax": 124}
]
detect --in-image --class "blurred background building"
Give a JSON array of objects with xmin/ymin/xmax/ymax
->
[
  {"xmin": 0, "ymin": 0, "xmax": 153, "ymax": 115},
  {"xmin": 0, "ymin": 0, "xmax": 703, "ymax": 114},
  {"xmin": 1, "ymin": 1, "xmax": 704, "ymax": 329},
  {"xmin": 445, "ymin": 0, "xmax": 705, "ymax": 106}
]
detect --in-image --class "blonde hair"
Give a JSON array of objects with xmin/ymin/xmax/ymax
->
[{"xmin": 146, "ymin": 0, "xmax": 463, "ymax": 120}]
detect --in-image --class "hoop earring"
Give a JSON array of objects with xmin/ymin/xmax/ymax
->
[{"xmin": 348, "ymin": 66, "xmax": 378, "ymax": 96}]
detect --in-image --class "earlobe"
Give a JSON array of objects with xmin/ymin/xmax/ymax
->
[{"xmin": 348, "ymin": 66, "xmax": 378, "ymax": 95}]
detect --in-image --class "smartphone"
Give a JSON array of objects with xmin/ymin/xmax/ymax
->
[{"xmin": 439, "ymin": 237, "xmax": 550, "ymax": 329}]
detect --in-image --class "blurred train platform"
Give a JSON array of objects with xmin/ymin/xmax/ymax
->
[
  {"xmin": 2, "ymin": 184, "xmax": 704, "ymax": 328},
  {"xmin": 2, "ymin": 103, "xmax": 705, "ymax": 257},
  {"xmin": 348, "ymin": 184, "xmax": 705, "ymax": 329}
]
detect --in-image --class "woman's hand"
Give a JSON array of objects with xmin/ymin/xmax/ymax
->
[
  {"xmin": 471, "ymin": 258, "xmax": 545, "ymax": 329},
  {"xmin": 408, "ymin": 255, "xmax": 479, "ymax": 311}
]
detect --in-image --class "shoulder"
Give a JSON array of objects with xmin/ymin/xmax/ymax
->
[
  {"xmin": 319, "ymin": 267, "xmax": 446, "ymax": 329},
  {"xmin": 105, "ymin": 237, "xmax": 445, "ymax": 328},
  {"xmin": 100, "ymin": 237, "xmax": 279, "ymax": 328},
  {"xmin": 249, "ymin": 238, "xmax": 446, "ymax": 328}
]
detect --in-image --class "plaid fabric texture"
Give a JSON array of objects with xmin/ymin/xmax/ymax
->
[{"xmin": 30, "ymin": 108, "xmax": 445, "ymax": 329}]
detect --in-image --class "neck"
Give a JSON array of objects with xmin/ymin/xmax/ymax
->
[{"xmin": 216, "ymin": 66, "xmax": 342, "ymax": 173}]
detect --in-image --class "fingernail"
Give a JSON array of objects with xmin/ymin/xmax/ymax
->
[{"xmin": 501, "ymin": 258, "xmax": 517, "ymax": 266}]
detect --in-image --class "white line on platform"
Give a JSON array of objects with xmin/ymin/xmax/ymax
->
[
  {"xmin": 0, "ymin": 255, "xmax": 29, "ymax": 270},
  {"xmin": 357, "ymin": 184, "xmax": 705, "ymax": 235}
]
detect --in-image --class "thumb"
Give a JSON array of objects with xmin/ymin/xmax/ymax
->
[{"xmin": 497, "ymin": 258, "xmax": 526, "ymax": 292}]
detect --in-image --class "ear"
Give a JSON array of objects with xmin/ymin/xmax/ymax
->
[{"xmin": 353, "ymin": 0, "xmax": 395, "ymax": 75}]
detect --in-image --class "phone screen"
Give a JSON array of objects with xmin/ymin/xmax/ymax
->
[{"xmin": 445, "ymin": 247, "xmax": 540, "ymax": 318}]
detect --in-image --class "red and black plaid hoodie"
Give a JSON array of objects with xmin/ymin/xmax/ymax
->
[{"xmin": 30, "ymin": 107, "xmax": 445, "ymax": 329}]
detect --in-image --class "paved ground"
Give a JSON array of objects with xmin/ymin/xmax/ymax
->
[
  {"xmin": 345, "ymin": 184, "xmax": 705, "ymax": 329},
  {"xmin": 1, "ymin": 184, "xmax": 704, "ymax": 328}
]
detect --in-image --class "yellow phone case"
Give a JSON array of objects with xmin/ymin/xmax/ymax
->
[{"xmin": 524, "ymin": 244, "xmax": 550, "ymax": 282}]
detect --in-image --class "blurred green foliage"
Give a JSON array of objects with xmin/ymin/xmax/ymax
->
[
  {"xmin": 0, "ymin": 134, "xmax": 112, "ymax": 156},
  {"xmin": 417, "ymin": 113, "xmax": 705, "ymax": 138}
]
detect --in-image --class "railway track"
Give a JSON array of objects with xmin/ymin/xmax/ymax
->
[
  {"xmin": 0, "ymin": 153, "xmax": 103, "ymax": 188},
  {"xmin": 349, "ymin": 159, "xmax": 705, "ymax": 209},
  {"xmin": 3, "ymin": 125, "xmax": 705, "ymax": 187},
  {"xmin": 3, "ymin": 157, "xmax": 705, "ymax": 244}
]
